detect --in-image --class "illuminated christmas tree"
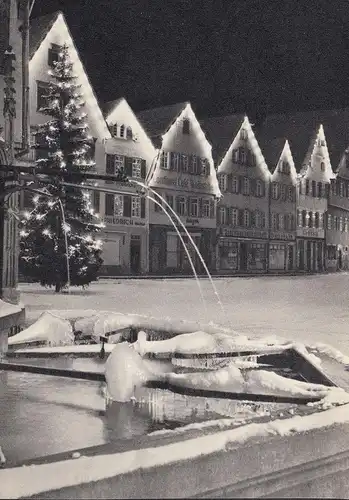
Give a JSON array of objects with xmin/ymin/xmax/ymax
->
[{"xmin": 19, "ymin": 44, "xmax": 107, "ymax": 292}]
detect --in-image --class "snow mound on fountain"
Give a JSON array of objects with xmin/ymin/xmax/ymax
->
[{"xmin": 8, "ymin": 311, "xmax": 74, "ymax": 347}]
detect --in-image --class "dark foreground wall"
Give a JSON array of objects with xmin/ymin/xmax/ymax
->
[{"xmin": 29, "ymin": 422, "xmax": 349, "ymax": 499}]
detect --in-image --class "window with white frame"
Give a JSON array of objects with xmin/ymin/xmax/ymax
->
[
  {"xmin": 132, "ymin": 158, "xmax": 142, "ymax": 178},
  {"xmin": 218, "ymin": 174, "xmax": 227, "ymax": 192},
  {"xmin": 161, "ymin": 152, "xmax": 169, "ymax": 169},
  {"xmin": 131, "ymin": 196, "xmax": 141, "ymax": 217},
  {"xmin": 243, "ymin": 177, "xmax": 250, "ymax": 195},
  {"xmin": 119, "ymin": 124, "xmax": 125, "ymax": 138},
  {"xmin": 114, "ymin": 195, "xmax": 124, "ymax": 216},
  {"xmin": 327, "ymin": 213, "xmax": 332, "ymax": 230},
  {"xmin": 345, "ymin": 217, "xmax": 348, "ymax": 232},
  {"xmin": 255, "ymin": 179, "xmax": 263, "ymax": 197},
  {"xmin": 232, "ymin": 176, "xmax": 238, "ymax": 193},
  {"xmin": 240, "ymin": 128, "xmax": 247, "ymax": 140},
  {"xmin": 110, "ymin": 123, "xmax": 118, "ymax": 137},
  {"xmin": 178, "ymin": 197, "xmax": 186, "ymax": 216},
  {"xmin": 231, "ymin": 208, "xmax": 238, "ymax": 226},
  {"xmin": 181, "ymin": 154, "xmax": 189, "ymax": 172},
  {"xmin": 340, "ymin": 216, "xmax": 344, "ymax": 232},
  {"xmin": 172, "ymin": 152, "xmax": 180, "ymax": 171},
  {"xmin": 243, "ymin": 209, "xmax": 250, "ymax": 227},
  {"xmin": 114, "ymin": 155, "xmax": 124, "ymax": 174},
  {"xmin": 219, "ymin": 206, "xmax": 227, "ymax": 225},
  {"xmin": 297, "ymin": 210, "xmax": 302, "ymax": 227},
  {"xmin": 189, "ymin": 198, "xmax": 199, "ymax": 217},
  {"xmin": 202, "ymin": 200, "xmax": 210, "ymax": 218},
  {"xmin": 279, "ymin": 214, "xmax": 284, "ymax": 230},
  {"xmin": 271, "ymin": 182, "xmax": 279, "ymax": 199}
]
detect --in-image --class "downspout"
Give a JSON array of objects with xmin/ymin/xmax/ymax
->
[{"xmin": 21, "ymin": 0, "xmax": 30, "ymax": 151}]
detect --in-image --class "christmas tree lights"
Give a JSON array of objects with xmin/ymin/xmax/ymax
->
[{"xmin": 19, "ymin": 44, "xmax": 103, "ymax": 292}]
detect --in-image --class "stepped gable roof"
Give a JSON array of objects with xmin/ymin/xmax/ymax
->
[
  {"xmin": 200, "ymin": 114, "xmax": 245, "ymax": 163},
  {"xmin": 136, "ymin": 102, "xmax": 188, "ymax": 148},
  {"xmin": 29, "ymin": 11, "xmax": 61, "ymax": 59},
  {"xmin": 102, "ymin": 97, "xmax": 124, "ymax": 119},
  {"xmin": 259, "ymin": 108, "xmax": 349, "ymax": 172}
]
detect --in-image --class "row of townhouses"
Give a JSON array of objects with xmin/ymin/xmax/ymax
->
[{"xmin": 4, "ymin": 8, "xmax": 349, "ymax": 279}]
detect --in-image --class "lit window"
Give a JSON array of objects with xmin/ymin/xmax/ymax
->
[
  {"xmin": 232, "ymin": 176, "xmax": 238, "ymax": 193},
  {"xmin": 272, "ymin": 182, "xmax": 279, "ymax": 199},
  {"xmin": 231, "ymin": 208, "xmax": 238, "ymax": 226},
  {"xmin": 218, "ymin": 174, "xmax": 227, "ymax": 192},
  {"xmin": 131, "ymin": 196, "xmax": 141, "ymax": 217},
  {"xmin": 177, "ymin": 197, "xmax": 186, "ymax": 216},
  {"xmin": 202, "ymin": 200, "xmax": 210, "ymax": 218},
  {"xmin": 114, "ymin": 195, "xmax": 124, "ymax": 216},
  {"xmin": 308, "ymin": 211, "xmax": 313, "ymax": 228},
  {"xmin": 255, "ymin": 179, "xmax": 263, "ymax": 197},
  {"xmin": 297, "ymin": 210, "xmax": 302, "ymax": 227},
  {"xmin": 243, "ymin": 209, "xmax": 250, "ymax": 227},
  {"xmin": 119, "ymin": 124, "xmax": 125, "ymax": 138},
  {"xmin": 160, "ymin": 152, "xmax": 169, "ymax": 169},
  {"xmin": 189, "ymin": 198, "xmax": 198, "ymax": 217},
  {"xmin": 110, "ymin": 124, "xmax": 117, "ymax": 137},
  {"xmin": 319, "ymin": 213, "xmax": 324, "ymax": 229},
  {"xmin": 131, "ymin": 158, "xmax": 142, "ymax": 178},
  {"xmin": 345, "ymin": 217, "xmax": 348, "ymax": 232},
  {"xmin": 219, "ymin": 206, "xmax": 227, "ymax": 225},
  {"xmin": 243, "ymin": 177, "xmax": 250, "ymax": 195},
  {"xmin": 340, "ymin": 216, "xmax": 344, "ymax": 232},
  {"xmin": 183, "ymin": 119, "xmax": 190, "ymax": 134}
]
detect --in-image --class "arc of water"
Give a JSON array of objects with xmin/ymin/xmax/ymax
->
[
  {"xmin": 147, "ymin": 195, "xmax": 206, "ymax": 309},
  {"xmin": 57, "ymin": 198, "xmax": 71, "ymax": 293},
  {"xmin": 132, "ymin": 180, "xmax": 225, "ymax": 316}
]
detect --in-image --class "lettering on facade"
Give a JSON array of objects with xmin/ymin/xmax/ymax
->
[
  {"xmin": 297, "ymin": 228, "xmax": 324, "ymax": 239},
  {"xmin": 103, "ymin": 216, "xmax": 146, "ymax": 227},
  {"xmin": 154, "ymin": 175, "xmax": 210, "ymax": 191},
  {"xmin": 270, "ymin": 232, "xmax": 295, "ymax": 241},
  {"xmin": 186, "ymin": 218, "xmax": 200, "ymax": 225},
  {"xmin": 221, "ymin": 228, "xmax": 268, "ymax": 239}
]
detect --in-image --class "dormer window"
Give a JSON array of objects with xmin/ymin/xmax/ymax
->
[
  {"xmin": 182, "ymin": 119, "xmax": 190, "ymax": 135},
  {"xmin": 110, "ymin": 123, "xmax": 118, "ymax": 137},
  {"xmin": 240, "ymin": 128, "xmax": 247, "ymax": 140},
  {"xmin": 119, "ymin": 124, "xmax": 125, "ymax": 138},
  {"xmin": 126, "ymin": 126, "xmax": 133, "ymax": 139},
  {"xmin": 318, "ymin": 139, "xmax": 325, "ymax": 147},
  {"xmin": 280, "ymin": 161, "xmax": 290, "ymax": 174},
  {"xmin": 320, "ymin": 161, "xmax": 325, "ymax": 172},
  {"xmin": 48, "ymin": 44, "xmax": 61, "ymax": 67}
]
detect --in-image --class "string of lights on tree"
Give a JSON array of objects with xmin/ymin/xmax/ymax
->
[{"xmin": 19, "ymin": 44, "xmax": 104, "ymax": 292}]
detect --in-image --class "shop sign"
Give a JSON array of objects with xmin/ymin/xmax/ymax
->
[
  {"xmin": 220, "ymin": 228, "xmax": 268, "ymax": 239},
  {"xmin": 154, "ymin": 175, "xmax": 211, "ymax": 192},
  {"xmin": 297, "ymin": 227, "xmax": 324, "ymax": 239},
  {"xmin": 270, "ymin": 231, "xmax": 295, "ymax": 241},
  {"xmin": 103, "ymin": 216, "xmax": 146, "ymax": 227},
  {"xmin": 186, "ymin": 217, "xmax": 200, "ymax": 225}
]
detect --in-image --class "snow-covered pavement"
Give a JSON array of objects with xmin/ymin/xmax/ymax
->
[{"xmin": 19, "ymin": 274, "xmax": 349, "ymax": 355}]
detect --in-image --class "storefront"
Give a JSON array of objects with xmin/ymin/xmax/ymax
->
[
  {"xmin": 297, "ymin": 229, "xmax": 325, "ymax": 272},
  {"xmin": 218, "ymin": 228, "xmax": 268, "ymax": 273},
  {"xmin": 269, "ymin": 232, "xmax": 296, "ymax": 272},
  {"xmin": 149, "ymin": 225, "xmax": 216, "ymax": 275}
]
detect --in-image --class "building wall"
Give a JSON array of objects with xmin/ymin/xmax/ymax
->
[{"xmin": 326, "ymin": 176, "xmax": 349, "ymax": 271}]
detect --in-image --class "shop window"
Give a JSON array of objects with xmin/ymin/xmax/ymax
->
[
  {"xmin": 218, "ymin": 206, "xmax": 227, "ymax": 225},
  {"xmin": 312, "ymin": 180, "xmax": 316, "ymax": 197},
  {"xmin": 327, "ymin": 245, "xmax": 337, "ymax": 260},
  {"xmin": 231, "ymin": 208, "xmax": 238, "ymax": 226},
  {"xmin": 219, "ymin": 240, "xmax": 238, "ymax": 270},
  {"xmin": 232, "ymin": 176, "xmax": 239, "ymax": 194},
  {"xmin": 218, "ymin": 174, "xmax": 227, "ymax": 192},
  {"xmin": 249, "ymin": 243, "xmax": 266, "ymax": 271},
  {"xmin": 166, "ymin": 234, "xmax": 178, "ymax": 268},
  {"xmin": 202, "ymin": 200, "xmax": 210, "ymax": 218},
  {"xmin": 242, "ymin": 177, "xmax": 250, "ymax": 195},
  {"xmin": 269, "ymin": 243, "xmax": 286, "ymax": 270},
  {"xmin": 189, "ymin": 198, "xmax": 199, "ymax": 217}
]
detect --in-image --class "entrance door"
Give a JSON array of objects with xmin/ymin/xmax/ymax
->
[
  {"xmin": 288, "ymin": 245, "xmax": 294, "ymax": 270},
  {"xmin": 130, "ymin": 238, "xmax": 141, "ymax": 273},
  {"xmin": 338, "ymin": 248, "xmax": 343, "ymax": 270},
  {"xmin": 240, "ymin": 242, "xmax": 248, "ymax": 271},
  {"xmin": 306, "ymin": 241, "xmax": 312, "ymax": 271}
]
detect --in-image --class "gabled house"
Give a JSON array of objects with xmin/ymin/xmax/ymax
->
[
  {"xmin": 202, "ymin": 115, "xmax": 270, "ymax": 274},
  {"xmin": 137, "ymin": 102, "xmax": 220, "ymax": 275},
  {"xmin": 101, "ymin": 97, "xmax": 156, "ymax": 274},
  {"xmin": 326, "ymin": 148, "xmax": 349, "ymax": 271},
  {"xmin": 260, "ymin": 138, "xmax": 297, "ymax": 271}
]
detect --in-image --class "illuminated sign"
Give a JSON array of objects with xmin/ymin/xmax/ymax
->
[
  {"xmin": 153, "ymin": 175, "xmax": 212, "ymax": 192},
  {"xmin": 220, "ymin": 228, "xmax": 268, "ymax": 239},
  {"xmin": 186, "ymin": 218, "xmax": 200, "ymax": 225},
  {"xmin": 297, "ymin": 228, "xmax": 324, "ymax": 239},
  {"xmin": 103, "ymin": 216, "xmax": 146, "ymax": 227},
  {"xmin": 270, "ymin": 232, "xmax": 295, "ymax": 241}
]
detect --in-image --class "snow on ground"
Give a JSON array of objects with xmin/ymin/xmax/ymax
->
[
  {"xmin": 19, "ymin": 274, "xmax": 349, "ymax": 356},
  {"xmin": 1, "ymin": 400, "xmax": 349, "ymax": 499}
]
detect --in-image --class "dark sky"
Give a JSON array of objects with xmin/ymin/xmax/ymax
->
[{"xmin": 31, "ymin": 0, "xmax": 349, "ymax": 119}]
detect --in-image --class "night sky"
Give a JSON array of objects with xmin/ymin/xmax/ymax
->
[{"xmin": 31, "ymin": 0, "xmax": 349, "ymax": 120}]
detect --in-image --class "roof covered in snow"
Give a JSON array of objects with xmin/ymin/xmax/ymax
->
[
  {"xmin": 29, "ymin": 11, "xmax": 61, "ymax": 59},
  {"xmin": 258, "ymin": 108, "xmax": 349, "ymax": 172},
  {"xmin": 200, "ymin": 114, "xmax": 245, "ymax": 163},
  {"xmin": 137, "ymin": 102, "xmax": 189, "ymax": 148}
]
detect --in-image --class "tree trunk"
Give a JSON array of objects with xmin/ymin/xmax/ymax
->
[{"xmin": 55, "ymin": 282, "xmax": 61, "ymax": 293}]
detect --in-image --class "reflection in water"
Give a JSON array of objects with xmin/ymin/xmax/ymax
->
[{"xmin": 0, "ymin": 356, "xmax": 295, "ymax": 466}]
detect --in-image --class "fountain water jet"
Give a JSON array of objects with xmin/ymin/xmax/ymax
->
[
  {"xmin": 132, "ymin": 180, "xmax": 225, "ymax": 318},
  {"xmin": 57, "ymin": 198, "xmax": 71, "ymax": 293},
  {"xmin": 147, "ymin": 195, "xmax": 206, "ymax": 308}
]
